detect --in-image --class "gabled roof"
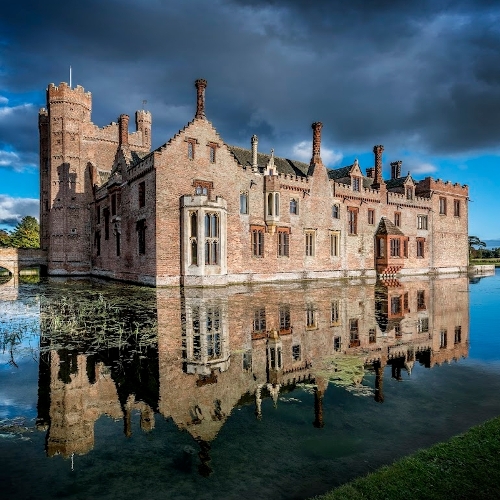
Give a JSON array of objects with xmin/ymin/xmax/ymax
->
[
  {"xmin": 385, "ymin": 173, "xmax": 414, "ymax": 189},
  {"xmin": 227, "ymin": 146, "xmax": 309, "ymax": 177},
  {"xmin": 328, "ymin": 164, "xmax": 375, "ymax": 189},
  {"xmin": 130, "ymin": 151, "xmax": 149, "ymax": 165},
  {"xmin": 328, "ymin": 165, "xmax": 352, "ymax": 180},
  {"xmin": 375, "ymin": 217, "xmax": 405, "ymax": 236}
]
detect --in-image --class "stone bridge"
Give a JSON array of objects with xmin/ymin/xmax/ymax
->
[{"xmin": 0, "ymin": 248, "xmax": 48, "ymax": 276}]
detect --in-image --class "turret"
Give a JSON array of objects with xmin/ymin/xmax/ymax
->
[
  {"xmin": 135, "ymin": 109, "xmax": 152, "ymax": 149},
  {"xmin": 44, "ymin": 82, "xmax": 93, "ymax": 274}
]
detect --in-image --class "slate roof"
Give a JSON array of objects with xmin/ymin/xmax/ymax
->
[
  {"xmin": 328, "ymin": 164, "xmax": 375, "ymax": 189},
  {"xmin": 328, "ymin": 165, "xmax": 352, "ymax": 180},
  {"xmin": 130, "ymin": 151, "xmax": 149, "ymax": 165},
  {"xmin": 385, "ymin": 173, "xmax": 414, "ymax": 189},
  {"xmin": 375, "ymin": 217, "xmax": 405, "ymax": 236},
  {"xmin": 228, "ymin": 146, "xmax": 309, "ymax": 177}
]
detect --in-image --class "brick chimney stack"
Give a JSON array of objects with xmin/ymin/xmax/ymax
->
[
  {"xmin": 251, "ymin": 134, "xmax": 258, "ymax": 172},
  {"xmin": 390, "ymin": 160, "xmax": 402, "ymax": 179},
  {"xmin": 119, "ymin": 114, "xmax": 129, "ymax": 147},
  {"xmin": 372, "ymin": 145, "xmax": 384, "ymax": 189},
  {"xmin": 195, "ymin": 79, "xmax": 207, "ymax": 119},
  {"xmin": 311, "ymin": 122, "xmax": 323, "ymax": 164}
]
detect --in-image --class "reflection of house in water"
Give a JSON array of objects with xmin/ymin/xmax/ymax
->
[{"xmin": 38, "ymin": 275, "xmax": 469, "ymax": 465}]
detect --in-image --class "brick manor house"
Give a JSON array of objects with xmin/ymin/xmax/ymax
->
[{"xmin": 38, "ymin": 79, "xmax": 468, "ymax": 286}]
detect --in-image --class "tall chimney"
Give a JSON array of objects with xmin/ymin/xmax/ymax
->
[
  {"xmin": 372, "ymin": 144, "xmax": 384, "ymax": 189},
  {"xmin": 195, "ymin": 79, "xmax": 207, "ymax": 119},
  {"xmin": 390, "ymin": 160, "xmax": 402, "ymax": 179},
  {"xmin": 118, "ymin": 114, "xmax": 129, "ymax": 147},
  {"xmin": 311, "ymin": 122, "xmax": 323, "ymax": 164},
  {"xmin": 251, "ymin": 134, "xmax": 258, "ymax": 172}
]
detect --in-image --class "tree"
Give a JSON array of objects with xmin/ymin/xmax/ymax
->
[
  {"xmin": 9, "ymin": 216, "xmax": 40, "ymax": 249},
  {"xmin": 0, "ymin": 229, "xmax": 11, "ymax": 247},
  {"xmin": 469, "ymin": 235, "xmax": 486, "ymax": 259}
]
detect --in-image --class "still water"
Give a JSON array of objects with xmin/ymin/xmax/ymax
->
[{"xmin": 1, "ymin": 271, "xmax": 500, "ymax": 499}]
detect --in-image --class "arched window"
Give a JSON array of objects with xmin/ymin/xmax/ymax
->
[
  {"xmin": 274, "ymin": 193, "xmax": 280, "ymax": 216},
  {"xmin": 204, "ymin": 213, "xmax": 220, "ymax": 265},
  {"xmin": 267, "ymin": 193, "xmax": 273, "ymax": 216},
  {"xmin": 190, "ymin": 212, "xmax": 197, "ymax": 238},
  {"xmin": 191, "ymin": 240, "xmax": 198, "ymax": 265},
  {"xmin": 240, "ymin": 192, "xmax": 248, "ymax": 214}
]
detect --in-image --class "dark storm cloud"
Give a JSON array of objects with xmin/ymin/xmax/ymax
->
[{"xmin": 1, "ymin": 0, "xmax": 500, "ymax": 170}]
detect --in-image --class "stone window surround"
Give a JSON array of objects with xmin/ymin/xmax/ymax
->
[{"xmin": 180, "ymin": 195, "xmax": 227, "ymax": 277}]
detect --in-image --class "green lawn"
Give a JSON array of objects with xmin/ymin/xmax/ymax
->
[
  {"xmin": 470, "ymin": 258, "xmax": 500, "ymax": 266},
  {"xmin": 312, "ymin": 416, "xmax": 500, "ymax": 500}
]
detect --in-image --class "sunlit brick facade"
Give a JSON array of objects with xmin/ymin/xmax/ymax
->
[{"xmin": 39, "ymin": 80, "xmax": 469, "ymax": 286}]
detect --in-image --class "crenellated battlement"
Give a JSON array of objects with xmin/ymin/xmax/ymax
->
[
  {"xmin": 47, "ymin": 82, "xmax": 92, "ymax": 111},
  {"xmin": 276, "ymin": 172, "xmax": 309, "ymax": 183},
  {"xmin": 387, "ymin": 190, "xmax": 430, "ymax": 207},
  {"xmin": 416, "ymin": 177, "xmax": 468, "ymax": 197}
]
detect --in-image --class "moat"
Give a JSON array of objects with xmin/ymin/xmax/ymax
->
[{"xmin": 1, "ymin": 271, "xmax": 500, "ymax": 499}]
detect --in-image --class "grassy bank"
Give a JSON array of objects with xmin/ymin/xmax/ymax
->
[
  {"xmin": 313, "ymin": 416, "xmax": 500, "ymax": 500},
  {"xmin": 470, "ymin": 258, "xmax": 500, "ymax": 267}
]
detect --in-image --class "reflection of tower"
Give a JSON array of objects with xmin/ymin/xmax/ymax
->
[
  {"xmin": 197, "ymin": 439, "xmax": 213, "ymax": 477},
  {"xmin": 374, "ymin": 360, "xmax": 384, "ymax": 403},
  {"xmin": 255, "ymin": 384, "xmax": 263, "ymax": 420},
  {"xmin": 313, "ymin": 387, "xmax": 324, "ymax": 428}
]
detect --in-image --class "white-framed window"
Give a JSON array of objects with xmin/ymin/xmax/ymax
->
[
  {"xmin": 417, "ymin": 215, "xmax": 428, "ymax": 230},
  {"xmin": 204, "ymin": 213, "xmax": 219, "ymax": 265},
  {"xmin": 368, "ymin": 209, "xmax": 374, "ymax": 225},
  {"xmin": 417, "ymin": 238, "xmax": 425, "ymax": 258},
  {"xmin": 251, "ymin": 226, "xmax": 265, "ymax": 257},
  {"xmin": 394, "ymin": 212, "xmax": 401, "ymax": 227},
  {"xmin": 278, "ymin": 228, "xmax": 290, "ymax": 257},
  {"xmin": 330, "ymin": 230, "xmax": 340, "ymax": 257},
  {"xmin": 347, "ymin": 207, "xmax": 358, "ymax": 235},
  {"xmin": 305, "ymin": 230, "xmax": 315, "ymax": 256},
  {"xmin": 331, "ymin": 300, "xmax": 340, "ymax": 325},
  {"xmin": 306, "ymin": 304, "xmax": 317, "ymax": 329},
  {"xmin": 439, "ymin": 197, "xmax": 447, "ymax": 215}
]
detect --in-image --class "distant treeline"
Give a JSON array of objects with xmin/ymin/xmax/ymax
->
[{"xmin": 0, "ymin": 216, "xmax": 40, "ymax": 249}]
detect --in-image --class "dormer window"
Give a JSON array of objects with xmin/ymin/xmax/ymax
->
[
  {"xmin": 406, "ymin": 187, "xmax": 413, "ymax": 200},
  {"xmin": 353, "ymin": 177, "xmax": 360, "ymax": 192}
]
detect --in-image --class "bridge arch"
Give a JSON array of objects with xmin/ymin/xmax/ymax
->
[
  {"xmin": 0, "ymin": 248, "xmax": 48, "ymax": 279},
  {"xmin": 0, "ymin": 264, "xmax": 15, "ymax": 276}
]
